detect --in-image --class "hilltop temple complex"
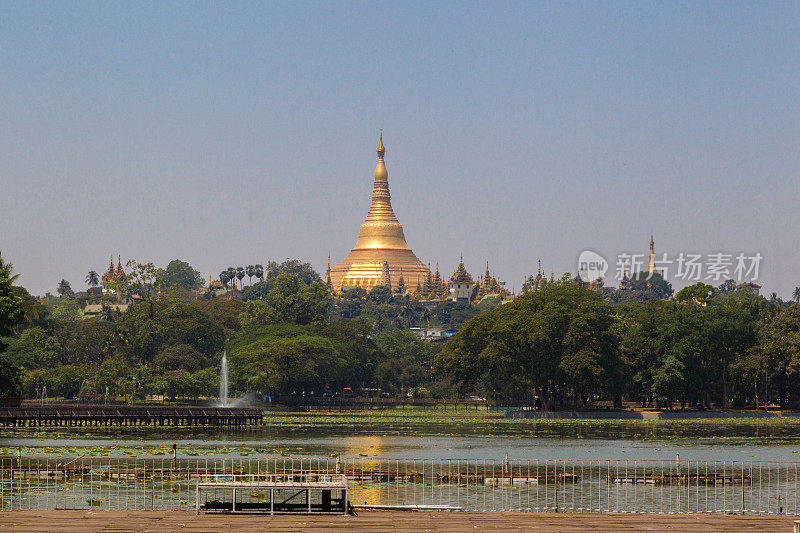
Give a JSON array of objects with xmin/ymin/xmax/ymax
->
[{"xmin": 327, "ymin": 134, "xmax": 511, "ymax": 303}]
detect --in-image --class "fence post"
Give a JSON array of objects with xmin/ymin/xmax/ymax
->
[
  {"xmin": 741, "ymin": 462, "xmax": 745, "ymax": 514},
  {"xmin": 676, "ymin": 454, "xmax": 680, "ymax": 513},
  {"xmin": 554, "ymin": 462, "xmax": 559, "ymax": 513}
]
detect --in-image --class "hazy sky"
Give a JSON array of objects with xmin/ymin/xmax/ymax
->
[{"xmin": 2, "ymin": 2, "xmax": 798, "ymax": 297}]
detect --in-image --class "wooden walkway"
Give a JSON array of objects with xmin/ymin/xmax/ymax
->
[
  {"xmin": 0, "ymin": 405, "xmax": 263, "ymax": 427},
  {"xmin": 0, "ymin": 511, "xmax": 796, "ymax": 532}
]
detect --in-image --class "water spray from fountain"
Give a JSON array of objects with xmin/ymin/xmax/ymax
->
[{"xmin": 219, "ymin": 351, "xmax": 229, "ymax": 407}]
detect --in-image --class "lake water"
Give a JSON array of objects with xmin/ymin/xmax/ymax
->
[{"xmin": 3, "ymin": 411, "xmax": 800, "ymax": 462}]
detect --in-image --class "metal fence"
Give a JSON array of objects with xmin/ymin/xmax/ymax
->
[{"xmin": 1, "ymin": 456, "xmax": 798, "ymax": 514}]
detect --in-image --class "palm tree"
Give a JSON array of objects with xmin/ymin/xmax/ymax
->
[
  {"xmin": 254, "ymin": 264, "xmax": 264, "ymax": 283},
  {"xmin": 793, "ymin": 287, "xmax": 800, "ymax": 304},
  {"xmin": 0, "ymin": 253, "xmax": 19, "ymax": 284},
  {"xmin": 56, "ymin": 279, "xmax": 73, "ymax": 298},
  {"xmin": 246, "ymin": 265, "xmax": 255, "ymax": 286},
  {"xmin": 219, "ymin": 271, "xmax": 229, "ymax": 289},
  {"xmin": 226, "ymin": 267, "xmax": 237, "ymax": 289},
  {"xmin": 235, "ymin": 267, "xmax": 245, "ymax": 289},
  {"xmin": 86, "ymin": 270, "xmax": 100, "ymax": 288}
]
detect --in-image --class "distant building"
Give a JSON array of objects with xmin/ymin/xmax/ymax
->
[
  {"xmin": 101, "ymin": 255, "xmax": 125, "ymax": 294},
  {"xmin": 414, "ymin": 327, "xmax": 458, "ymax": 343},
  {"xmin": 82, "ymin": 302, "xmax": 129, "ymax": 319},
  {"xmin": 448, "ymin": 257, "xmax": 475, "ymax": 302}
]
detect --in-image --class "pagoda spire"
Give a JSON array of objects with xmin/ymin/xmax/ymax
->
[
  {"xmin": 325, "ymin": 254, "xmax": 333, "ymax": 292},
  {"xmin": 328, "ymin": 133, "xmax": 430, "ymax": 294},
  {"xmin": 647, "ymin": 235, "xmax": 657, "ymax": 274}
]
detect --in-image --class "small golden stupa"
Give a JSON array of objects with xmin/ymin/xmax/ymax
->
[{"xmin": 329, "ymin": 133, "xmax": 429, "ymax": 293}]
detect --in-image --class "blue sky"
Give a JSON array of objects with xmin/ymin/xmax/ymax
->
[{"xmin": 1, "ymin": 1, "xmax": 798, "ymax": 296}]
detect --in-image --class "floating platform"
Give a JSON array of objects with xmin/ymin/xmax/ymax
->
[
  {"xmin": 608, "ymin": 473, "xmax": 751, "ymax": 485},
  {"xmin": 266, "ymin": 469, "xmax": 424, "ymax": 484},
  {"xmin": 0, "ymin": 466, "xmax": 89, "ymax": 480},
  {"xmin": 439, "ymin": 471, "xmax": 579, "ymax": 484}
]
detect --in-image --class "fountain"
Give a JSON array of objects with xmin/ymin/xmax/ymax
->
[
  {"xmin": 77, "ymin": 380, "xmax": 88, "ymax": 404},
  {"xmin": 219, "ymin": 351, "xmax": 229, "ymax": 407},
  {"xmin": 104, "ymin": 386, "xmax": 109, "ymax": 406},
  {"xmin": 41, "ymin": 386, "xmax": 47, "ymax": 405}
]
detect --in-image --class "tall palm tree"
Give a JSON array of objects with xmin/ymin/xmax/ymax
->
[
  {"xmin": 226, "ymin": 267, "xmax": 237, "ymax": 290},
  {"xmin": 793, "ymin": 287, "xmax": 800, "ymax": 304},
  {"xmin": 254, "ymin": 264, "xmax": 264, "ymax": 283},
  {"xmin": 235, "ymin": 267, "xmax": 245, "ymax": 289},
  {"xmin": 246, "ymin": 265, "xmax": 255, "ymax": 286},
  {"xmin": 0, "ymin": 253, "xmax": 19, "ymax": 284},
  {"xmin": 86, "ymin": 270, "xmax": 100, "ymax": 288},
  {"xmin": 219, "ymin": 271, "xmax": 229, "ymax": 289}
]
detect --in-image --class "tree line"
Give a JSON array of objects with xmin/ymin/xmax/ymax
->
[
  {"xmin": 0, "ymin": 256, "xmax": 446, "ymax": 403},
  {"xmin": 437, "ymin": 281, "xmax": 800, "ymax": 409},
  {"xmin": 3, "ymin": 250, "xmax": 800, "ymax": 409}
]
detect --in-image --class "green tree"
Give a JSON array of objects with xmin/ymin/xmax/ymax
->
[
  {"xmin": 675, "ymin": 282, "xmax": 716, "ymax": 305},
  {"xmin": 372, "ymin": 330, "xmax": 434, "ymax": 394},
  {"xmin": 153, "ymin": 344, "xmax": 205, "ymax": 372},
  {"xmin": 265, "ymin": 259, "xmax": 322, "ymax": 286},
  {"xmin": 793, "ymin": 287, "xmax": 800, "ymax": 305},
  {"xmin": 651, "ymin": 356, "xmax": 686, "ymax": 409},
  {"xmin": 42, "ymin": 295, "xmax": 80, "ymax": 322},
  {"xmin": 198, "ymin": 299, "xmax": 246, "ymax": 330},
  {"xmin": 0, "ymin": 364, "xmax": 23, "ymax": 398},
  {"xmin": 86, "ymin": 270, "xmax": 100, "ymax": 289},
  {"xmin": 266, "ymin": 273, "xmax": 330, "ymax": 325},
  {"xmin": 115, "ymin": 300, "xmax": 225, "ymax": 363},
  {"xmin": 54, "ymin": 320, "xmax": 116, "ymax": 365},
  {"xmin": 235, "ymin": 267, "xmax": 245, "ymax": 289},
  {"xmin": 156, "ymin": 260, "xmax": 204, "ymax": 292},
  {"xmin": 56, "ymin": 279, "xmax": 75, "ymax": 299},
  {"xmin": 436, "ymin": 285, "xmax": 619, "ymax": 407},
  {"xmin": 0, "ymin": 251, "xmax": 26, "ymax": 399},
  {"xmin": 627, "ymin": 272, "xmax": 673, "ymax": 299},
  {"xmin": 232, "ymin": 335, "xmax": 347, "ymax": 397},
  {"xmin": 3, "ymin": 327, "xmax": 62, "ymax": 369},
  {"xmin": 0, "ymin": 252, "xmax": 25, "ymax": 348},
  {"xmin": 705, "ymin": 295, "xmax": 761, "ymax": 409},
  {"xmin": 760, "ymin": 305, "xmax": 800, "ymax": 407}
]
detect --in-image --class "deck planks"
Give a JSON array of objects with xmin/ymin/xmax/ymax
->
[{"xmin": 0, "ymin": 510, "xmax": 796, "ymax": 532}]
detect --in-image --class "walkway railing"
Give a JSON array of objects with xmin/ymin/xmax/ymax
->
[{"xmin": 1, "ymin": 456, "xmax": 798, "ymax": 514}]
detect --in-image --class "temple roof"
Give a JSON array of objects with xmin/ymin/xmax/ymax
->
[{"xmin": 450, "ymin": 256, "xmax": 474, "ymax": 284}]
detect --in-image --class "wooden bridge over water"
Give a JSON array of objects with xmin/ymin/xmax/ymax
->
[{"xmin": 0, "ymin": 405, "xmax": 263, "ymax": 427}]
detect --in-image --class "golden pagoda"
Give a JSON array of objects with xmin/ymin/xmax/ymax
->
[{"xmin": 329, "ymin": 133, "xmax": 430, "ymax": 293}]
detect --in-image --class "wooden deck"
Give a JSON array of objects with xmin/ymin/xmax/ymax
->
[
  {"xmin": 0, "ymin": 510, "xmax": 796, "ymax": 532},
  {"xmin": 0, "ymin": 405, "xmax": 263, "ymax": 427}
]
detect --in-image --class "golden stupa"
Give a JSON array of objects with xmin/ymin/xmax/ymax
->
[{"xmin": 329, "ymin": 134, "xmax": 429, "ymax": 293}]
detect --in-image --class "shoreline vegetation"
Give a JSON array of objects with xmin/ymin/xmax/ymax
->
[{"xmin": 3, "ymin": 256, "xmax": 800, "ymax": 415}]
